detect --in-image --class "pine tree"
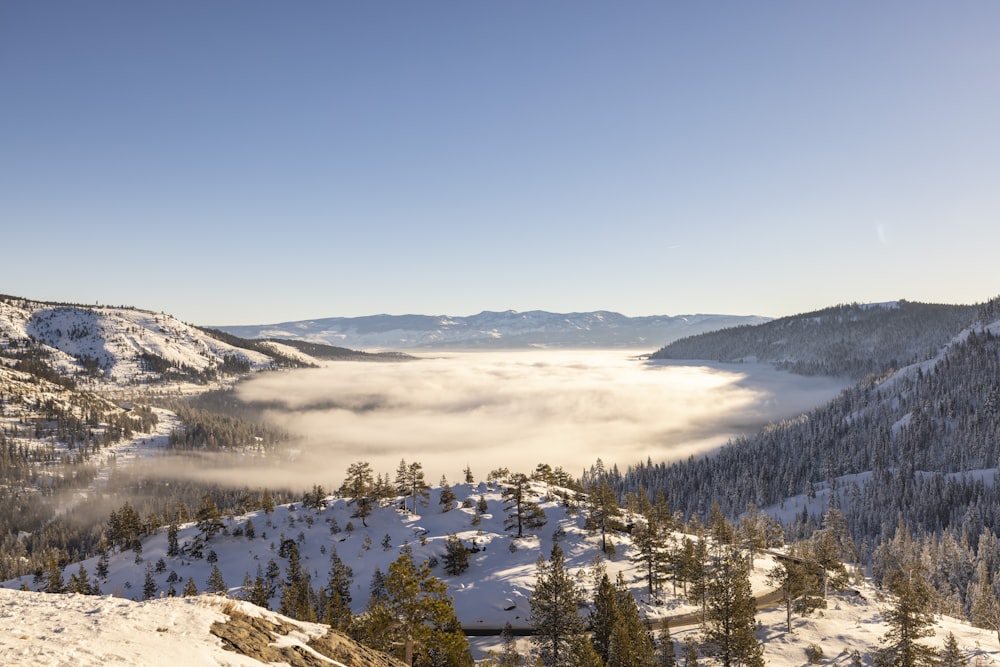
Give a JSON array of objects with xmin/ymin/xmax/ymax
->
[
  {"xmin": 280, "ymin": 542, "xmax": 316, "ymax": 622},
  {"xmin": 591, "ymin": 573, "xmax": 619, "ymax": 662},
  {"xmin": 439, "ymin": 482, "xmax": 457, "ymax": 513},
  {"xmin": 631, "ymin": 515, "xmax": 670, "ymax": 597},
  {"xmin": 95, "ymin": 536, "xmax": 110, "ymax": 580},
  {"xmin": 325, "ymin": 548, "xmax": 354, "ymax": 632},
  {"xmin": 970, "ymin": 562, "xmax": 1000, "ymax": 644},
  {"xmin": 938, "ymin": 632, "xmax": 967, "ymax": 667},
  {"xmin": 766, "ymin": 547, "xmax": 826, "ymax": 633},
  {"xmin": 607, "ymin": 572, "xmax": 656, "ymax": 667},
  {"xmin": 495, "ymin": 622, "xmax": 524, "ymax": 667},
  {"xmin": 503, "ymin": 473, "xmax": 547, "ymax": 538},
  {"xmin": 240, "ymin": 567, "xmax": 274, "ymax": 610},
  {"xmin": 703, "ymin": 550, "xmax": 763, "ymax": 667},
  {"xmin": 570, "ymin": 636, "xmax": 605, "ymax": 667},
  {"xmin": 143, "ymin": 562, "xmax": 158, "ymax": 600},
  {"xmin": 261, "ymin": 488, "xmax": 274, "ymax": 513},
  {"xmin": 66, "ymin": 563, "xmax": 93, "ymax": 595},
  {"xmin": 587, "ymin": 479, "xmax": 621, "ymax": 554},
  {"xmin": 340, "ymin": 461, "xmax": 375, "ymax": 526},
  {"xmin": 183, "ymin": 576, "xmax": 198, "ymax": 597},
  {"xmin": 195, "ymin": 493, "xmax": 225, "ymax": 541},
  {"xmin": 443, "ymin": 534, "xmax": 470, "ymax": 576},
  {"xmin": 379, "ymin": 551, "xmax": 473, "ymax": 667},
  {"xmin": 658, "ymin": 617, "xmax": 677, "ymax": 667},
  {"xmin": 206, "ymin": 563, "xmax": 227, "ymax": 595},
  {"xmin": 44, "ymin": 552, "xmax": 65, "ymax": 594},
  {"xmin": 874, "ymin": 561, "xmax": 939, "ymax": 667},
  {"xmin": 167, "ymin": 520, "xmax": 179, "ymax": 557},
  {"xmin": 529, "ymin": 544, "xmax": 585, "ymax": 667},
  {"xmin": 683, "ymin": 639, "xmax": 699, "ymax": 667}
]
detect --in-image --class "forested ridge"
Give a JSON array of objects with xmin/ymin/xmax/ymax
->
[
  {"xmin": 650, "ymin": 300, "xmax": 977, "ymax": 379},
  {"xmin": 619, "ymin": 296, "xmax": 1000, "ymax": 621}
]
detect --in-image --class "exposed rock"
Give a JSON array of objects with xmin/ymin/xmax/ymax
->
[{"xmin": 210, "ymin": 605, "xmax": 406, "ymax": 667}]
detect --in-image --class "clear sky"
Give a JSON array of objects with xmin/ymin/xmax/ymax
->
[{"xmin": 2, "ymin": 2, "xmax": 999, "ymax": 325}]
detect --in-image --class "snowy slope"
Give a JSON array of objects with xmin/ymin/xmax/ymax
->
[
  {"xmin": 218, "ymin": 310, "xmax": 770, "ymax": 350},
  {"xmin": 0, "ymin": 298, "xmax": 276, "ymax": 385},
  {"xmin": 0, "ymin": 588, "xmax": 404, "ymax": 666},
  {"xmin": 6, "ymin": 481, "xmax": 999, "ymax": 664}
]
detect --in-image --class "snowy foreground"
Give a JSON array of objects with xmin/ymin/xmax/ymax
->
[
  {"xmin": 0, "ymin": 589, "xmax": 343, "ymax": 667},
  {"xmin": 4, "ymin": 481, "xmax": 1000, "ymax": 665},
  {"xmin": 3, "ymin": 575, "xmax": 999, "ymax": 666}
]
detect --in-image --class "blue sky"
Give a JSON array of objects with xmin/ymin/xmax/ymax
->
[{"xmin": 2, "ymin": 2, "xmax": 999, "ymax": 325}]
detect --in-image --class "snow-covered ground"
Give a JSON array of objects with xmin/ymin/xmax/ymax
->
[
  {"xmin": 5, "ymin": 480, "xmax": 999, "ymax": 664},
  {"xmin": 0, "ymin": 588, "xmax": 340, "ymax": 667}
]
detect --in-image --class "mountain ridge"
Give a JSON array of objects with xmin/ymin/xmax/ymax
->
[{"xmin": 216, "ymin": 309, "xmax": 771, "ymax": 350}]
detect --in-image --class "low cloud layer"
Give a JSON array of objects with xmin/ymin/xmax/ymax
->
[{"xmin": 205, "ymin": 350, "xmax": 851, "ymax": 489}]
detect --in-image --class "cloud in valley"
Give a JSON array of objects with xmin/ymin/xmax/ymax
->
[{"xmin": 182, "ymin": 350, "xmax": 851, "ymax": 489}]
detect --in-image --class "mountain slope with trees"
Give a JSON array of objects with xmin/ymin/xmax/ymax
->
[
  {"xmin": 650, "ymin": 300, "xmax": 976, "ymax": 379},
  {"xmin": 620, "ymin": 297, "xmax": 1000, "ymax": 626}
]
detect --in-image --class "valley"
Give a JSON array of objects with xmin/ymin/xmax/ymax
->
[{"xmin": 3, "ymin": 293, "xmax": 1000, "ymax": 665}]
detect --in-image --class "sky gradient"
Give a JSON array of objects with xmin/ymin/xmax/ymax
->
[{"xmin": 2, "ymin": 2, "xmax": 999, "ymax": 325}]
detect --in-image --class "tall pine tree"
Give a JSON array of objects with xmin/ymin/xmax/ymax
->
[
  {"xmin": 703, "ymin": 551, "xmax": 763, "ymax": 667},
  {"xmin": 530, "ymin": 544, "xmax": 584, "ymax": 667}
]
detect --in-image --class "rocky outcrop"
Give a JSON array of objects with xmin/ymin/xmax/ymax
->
[{"xmin": 210, "ymin": 605, "xmax": 406, "ymax": 667}]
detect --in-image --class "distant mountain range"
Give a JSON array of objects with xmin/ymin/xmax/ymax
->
[{"xmin": 217, "ymin": 310, "xmax": 771, "ymax": 350}]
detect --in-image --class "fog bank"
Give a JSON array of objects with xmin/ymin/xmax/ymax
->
[{"xmin": 217, "ymin": 350, "xmax": 849, "ymax": 487}]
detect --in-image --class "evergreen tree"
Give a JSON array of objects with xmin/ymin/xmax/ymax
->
[
  {"xmin": 340, "ymin": 461, "xmax": 375, "ymax": 526},
  {"xmin": 707, "ymin": 502, "xmax": 734, "ymax": 552},
  {"xmin": 167, "ymin": 520, "xmax": 179, "ymax": 557},
  {"xmin": 703, "ymin": 550, "xmax": 763, "ymax": 667},
  {"xmin": 379, "ymin": 551, "xmax": 473, "ymax": 667},
  {"xmin": 970, "ymin": 562, "xmax": 1000, "ymax": 644},
  {"xmin": 682, "ymin": 639, "xmax": 699, "ymax": 667},
  {"xmin": 66, "ymin": 563, "xmax": 93, "ymax": 595},
  {"xmin": 874, "ymin": 561, "xmax": 939, "ymax": 667},
  {"xmin": 261, "ymin": 487, "xmax": 274, "ymax": 513},
  {"xmin": 591, "ymin": 572, "xmax": 619, "ymax": 662},
  {"xmin": 503, "ymin": 473, "xmax": 547, "ymax": 538},
  {"xmin": 938, "ymin": 632, "xmax": 967, "ymax": 667},
  {"xmin": 182, "ymin": 576, "xmax": 198, "ymax": 597},
  {"xmin": 95, "ymin": 537, "xmax": 110, "ymax": 581},
  {"xmin": 608, "ymin": 573, "xmax": 657, "ymax": 667},
  {"xmin": 206, "ymin": 563, "xmax": 227, "ymax": 595},
  {"xmin": 685, "ymin": 534, "xmax": 711, "ymax": 624},
  {"xmin": 325, "ymin": 548, "xmax": 354, "ymax": 632},
  {"xmin": 195, "ymin": 493, "xmax": 225, "ymax": 541},
  {"xmin": 44, "ymin": 552, "xmax": 64, "ymax": 594},
  {"xmin": 658, "ymin": 618, "xmax": 677, "ymax": 667},
  {"xmin": 143, "ymin": 562, "xmax": 157, "ymax": 600},
  {"xmin": 570, "ymin": 636, "xmax": 605, "ymax": 667},
  {"xmin": 240, "ymin": 566, "xmax": 274, "ymax": 610},
  {"xmin": 280, "ymin": 542, "xmax": 316, "ymax": 622},
  {"xmin": 395, "ymin": 459, "xmax": 432, "ymax": 514},
  {"xmin": 587, "ymin": 479, "xmax": 621, "ymax": 554},
  {"xmin": 495, "ymin": 622, "xmax": 524, "ymax": 667},
  {"xmin": 439, "ymin": 482, "xmax": 457, "ymax": 513},
  {"xmin": 529, "ymin": 544, "xmax": 585, "ymax": 667},
  {"xmin": 766, "ymin": 547, "xmax": 826, "ymax": 633},
  {"xmin": 443, "ymin": 534, "xmax": 470, "ymax": 576},
  {"xmin": 631, "ymin": 515, "xmax": 670, "ymax": 597},
  {"xmin": 463, "ymin": 465, "xmax": 474, "ymax": 484}
]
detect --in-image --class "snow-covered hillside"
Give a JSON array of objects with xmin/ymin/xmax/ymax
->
[
  {"xmin": 218, "ymin": 310, "xmax": 770, "ymax": 350},
  {"xmin": 0, "ymin": 296, "xmax": 281, "ymax": 387},
  {"xmin": 6, "ymin": 480, "xmax": 999, "ymax": 664},
  {"xmin": 0, "ymin": 588, "xmax": 405, "ymax": 666}
]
